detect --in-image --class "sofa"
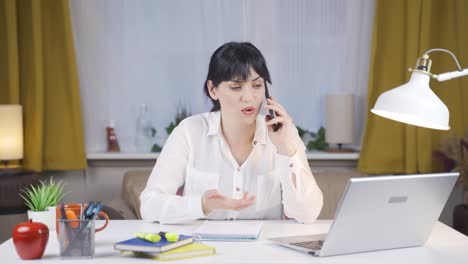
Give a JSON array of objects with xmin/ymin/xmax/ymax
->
[{"xmin": 109, "ymin": 168, "xmax": 366, "ymax": 220}]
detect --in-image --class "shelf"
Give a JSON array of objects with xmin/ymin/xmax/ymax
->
[
  {"xmin": 306, "ymin": 151, "xmax": 359, "ymax": 160},
  {"xmin": 86, "ymin": 151, "xmax": 359, "ymax": 161},
  {"xmin": 87, "ymin": 152, "xmax": 159, "ymax": 160}
]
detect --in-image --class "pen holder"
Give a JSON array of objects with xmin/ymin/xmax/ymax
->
[
  {"xmin": 56, "ymin": 204, "xmax": 109, "ymax": 236},
  {"xmin": 58, "ymin": 219, "xmax": 95, "ymax": 259}
]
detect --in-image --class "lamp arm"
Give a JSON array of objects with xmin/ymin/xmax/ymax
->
[
  {"xmin": 424, "ymin": 48, "xmax": 463, "ymax": 71},
  {"xmin": 420, "ymin": 49, "xmax": 468, "ymax": 82},
  {"xmin": 436, "ymin": 68, "xmax": 468, "ymax": 82}
]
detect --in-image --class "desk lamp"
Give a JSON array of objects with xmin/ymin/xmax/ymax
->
[
  {"xmin": 371, "ymin": 48, "xmax": 468, "ymax": 130},
  {"xmin": 370, "ymin": 49, "xmax": 468, "ymax": 235}
]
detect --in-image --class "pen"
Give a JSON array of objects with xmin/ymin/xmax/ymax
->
[
  {"xmin": 80, "ymin": 202, "xmax": 83, "ymax": 228},
  {"xmin": 79, "ymin": 202, "xmax": 84, "ymax": 255},
  {"xmin": 83, "ymin": 201, "xmax": 94, "ymax": 220}
]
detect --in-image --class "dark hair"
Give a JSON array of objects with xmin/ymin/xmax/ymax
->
[{"xmin": 203, "ymin": 42, "xmax": 272, "ymax": 111}]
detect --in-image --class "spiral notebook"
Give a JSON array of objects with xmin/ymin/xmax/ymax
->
[{"xmin": 193, "ymin": 221, "xmax": 263, "ymax": 241}]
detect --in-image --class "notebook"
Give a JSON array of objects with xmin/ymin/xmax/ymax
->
[
  {"xmin": 192, "ymin": 221, "xmax": 263, "ymax": 241},
  {"xmin": 114, "ymin": 234, "xmax": 194, "ymax": 253},
  {"xmin": 120, "ymin": 242, "xmax": 216, "ymax": 261}
]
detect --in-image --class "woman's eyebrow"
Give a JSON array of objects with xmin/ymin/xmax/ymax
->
[{"xmin": 229, "ymin": 76, "xmax": 262, "ymax": 83}]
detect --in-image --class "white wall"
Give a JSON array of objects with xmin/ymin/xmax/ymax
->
[{"xmin": 69, "ymin": 0, "xmax": 375, "ymax": 153}]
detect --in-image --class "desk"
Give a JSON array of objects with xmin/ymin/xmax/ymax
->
[{"xmin": 1, "ymin": 220, "xmax": 468, "ymax": 263}]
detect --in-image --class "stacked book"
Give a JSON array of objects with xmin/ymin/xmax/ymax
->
[{"xmin": 114, "ymin": 234, "xmax": 215, "ymax": 261}]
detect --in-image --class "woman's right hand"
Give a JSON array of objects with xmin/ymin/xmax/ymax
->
[{"xmin": 201, "ymin": 189, "xmax": 256, "ymax": 216}]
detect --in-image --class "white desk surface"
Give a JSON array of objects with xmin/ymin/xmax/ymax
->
[{"xmin": 1, "ymin": 220, "xmax": 468, "ymax": 263}]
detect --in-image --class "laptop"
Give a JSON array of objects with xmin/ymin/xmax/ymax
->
[{"xmin": 269, "ymin": 172, "xmax": 459, "ymax": 257}]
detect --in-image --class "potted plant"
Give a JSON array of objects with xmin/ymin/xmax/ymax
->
[
  {"xmin": 19, "ymin": 177, "xmax": 67, "ymax": 231},
  {"xmin": 296, "ymin": 126, "xmax": 328, "ymax": 151},
  {"xmin": 165, "ymin": 105, "xmax": 191, "ymax": 136},
  {"xmin": 148, "ymin": 105, "xmax": 191, "ymax": 153},
  {"xmin": 433, "ymin": 137, "xmax": 468, "ymax": 235}
]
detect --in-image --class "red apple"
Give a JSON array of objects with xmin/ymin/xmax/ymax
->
[{"xmin": 12, "ymin": 219, "xmax": 49, "ymax": 260}]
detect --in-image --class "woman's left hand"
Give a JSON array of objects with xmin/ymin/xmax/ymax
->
[{"xmin": 265, "ymin": 97, "xmax": 297, "ymax": 157}]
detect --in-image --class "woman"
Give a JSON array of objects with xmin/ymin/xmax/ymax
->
[{"xmin": 140, "ymin": 42, "xmax": 323, "ymax": 224}]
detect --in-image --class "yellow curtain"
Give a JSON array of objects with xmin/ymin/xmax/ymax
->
[
  {"xmin": 358, "ymin": 0, "xmax": 468, "ymax": 174},
  {"xmin": 0, "ymin": 0, "xmax": 86, "ymax": 171}
]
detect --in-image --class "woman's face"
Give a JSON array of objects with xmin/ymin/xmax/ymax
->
[{"xmin": 208, "ymin": 68, "xmax": 265, "ymax": 125}]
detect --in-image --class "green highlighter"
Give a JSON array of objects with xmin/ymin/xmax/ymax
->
[
  {"xmin": 134, "ymin": 232, "xmax": 161, "ymax": 243},
  {"xmin": 134, "ymin": 231, "xmax": 180, "ymax": 243}
]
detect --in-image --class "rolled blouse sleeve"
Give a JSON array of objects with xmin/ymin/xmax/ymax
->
[{"xmin": 277, "ymin": 127, "xmax": 323, "ymax": 224}]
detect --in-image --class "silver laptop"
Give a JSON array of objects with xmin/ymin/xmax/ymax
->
[{"xmin": 270, "ymin": 172, "xmax": 459, "ymax": 257}]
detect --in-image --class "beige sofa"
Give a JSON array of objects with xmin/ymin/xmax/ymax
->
[{"xmin": 113, "ymin": 168, "xmax": 366, "ymax": 220}]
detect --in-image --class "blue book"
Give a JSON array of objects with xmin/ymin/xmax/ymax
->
[{"xmin": 114, "ymin": 234, "xmax": 194, "ymax": 253}]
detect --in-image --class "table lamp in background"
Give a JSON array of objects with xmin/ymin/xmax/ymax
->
[
  {"xmin": 0, "ymin": 104, "xmax": 24, "ymax": 169},
  {"xmin": 325, "ymin": 94, "xmax": 355, "ymax": 152},
  {"xmin": 0, "ymin": 105, "xmax": 38, "ymax": 214}
]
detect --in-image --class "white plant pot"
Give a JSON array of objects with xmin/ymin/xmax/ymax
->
[{"xmin": 27, "ymin": 206, "xmax": 57, "ymax": 232}]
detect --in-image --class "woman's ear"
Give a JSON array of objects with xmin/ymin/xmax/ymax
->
[{"xmin": 207, "ymin": 80, "xmax": 218, "ymax": 100}]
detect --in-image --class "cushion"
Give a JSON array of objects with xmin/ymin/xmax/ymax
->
[{"xmin": 122, "ymin": 170, "xmax": 151, "ymax": 219}]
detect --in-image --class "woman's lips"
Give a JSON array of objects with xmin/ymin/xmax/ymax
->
[{"xmin": 241, "ymin": 106, "xmax": 256, "ymax": 116}]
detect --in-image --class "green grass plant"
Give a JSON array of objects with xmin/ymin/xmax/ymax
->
[{"xmin": 19, "ymin": 178, "xmax": 67, "ymax": 211}]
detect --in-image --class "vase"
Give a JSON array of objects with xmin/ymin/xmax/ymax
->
[
  {"xmin": 135, "ymin": 104, "xmax": 153, "ymax": 152},
  {"xmin": 27, "ymin": 206, "xmax": 56, "ymax": 232}
]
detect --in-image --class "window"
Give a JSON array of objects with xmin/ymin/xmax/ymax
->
[{"xmin": 70, "ymin": 0, "xmax": 375, "ymax": 153}]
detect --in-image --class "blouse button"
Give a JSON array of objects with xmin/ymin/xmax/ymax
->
[
  {"xmin": 237, "ymin": 167, "xmax": 241, "ymax": 171},
  {"xmin": 289, "ymin": 163, "xmax": 294, "ymax": 168},
  {"xmin": 253, "ymin": 140, "xmax": 257, "ymax": 145},
  {"xmin": 236, "ymin": 187, "xmax": 241, "ymax": 192}
]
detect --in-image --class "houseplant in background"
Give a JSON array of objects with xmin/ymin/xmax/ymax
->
[
  {"xmin": 165, "ymin": 105, "xmax": 191, "ymax": 136},
  {"xmin": 433, "ymin": 136, "xmax": 468, "ymax": 235},
  {"xmin": 150, "ymin": 127, "xmax": 162, "ymax": 153},
  {"xmin": 296, "ymin": 126, "xmax": 328, "ymax": 151},
  {"xmin": 19, "ymin": 177, "xmax": 67, "ymax": 231},
  {"xmin": 149, "ymin": 105, "xmax": 190, "ymax": 153}
]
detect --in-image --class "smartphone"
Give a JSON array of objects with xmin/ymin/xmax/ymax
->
[{"xmin": 265, "ymin": 83, "xmax": 282, "ymax": 132}]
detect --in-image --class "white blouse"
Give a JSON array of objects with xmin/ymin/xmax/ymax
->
[{"xmin": 139, "ymin": 111, "xmax": 323, "ymax": 224}]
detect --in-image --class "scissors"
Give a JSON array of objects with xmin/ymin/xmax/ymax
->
[{"xmin": 83, "ymin": 201, "xmax": 102, "ymax": 220}]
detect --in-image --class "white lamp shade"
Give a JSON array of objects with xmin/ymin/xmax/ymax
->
[
  {"xmin": 0, "ymin": 105, "xmax": 24, "ymax": 160},
  {"xmin": 371, "ymin": 72, "xmax": 450, "ymax": 130},
  {"xmin": 326, "ymin": 94, "xmax": 355, "ymax": 144}
]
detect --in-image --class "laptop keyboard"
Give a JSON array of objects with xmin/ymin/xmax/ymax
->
[{"xmin": 291, "ymin": 240, "xmax": 324, "ymax": 251}]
